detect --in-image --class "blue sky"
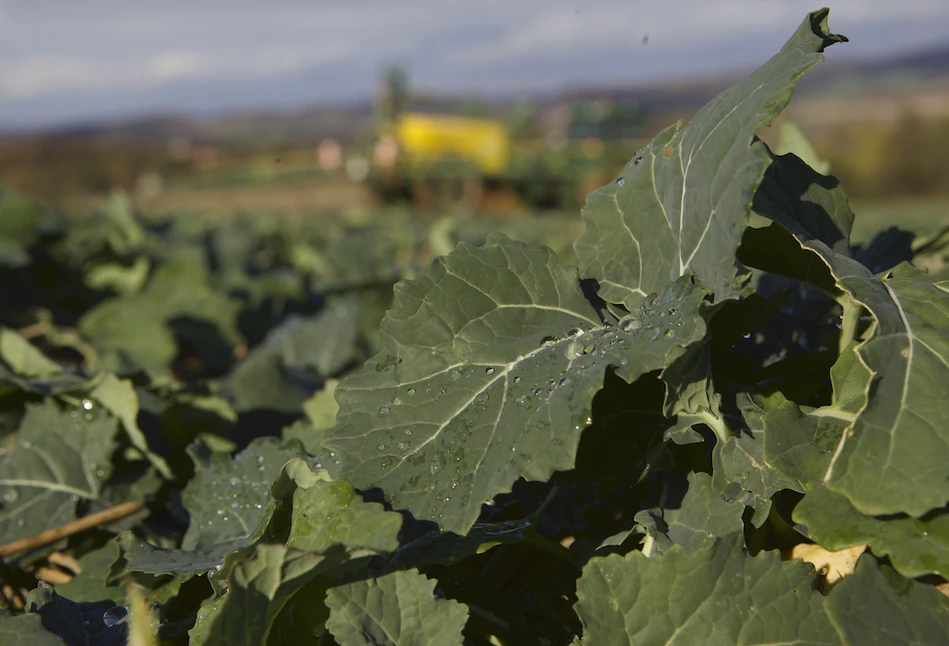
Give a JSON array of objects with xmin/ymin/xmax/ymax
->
[{"xmin": 2, "ymin": 1, "xmax": 948, "ymax": 131}]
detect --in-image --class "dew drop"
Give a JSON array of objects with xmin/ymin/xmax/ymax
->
[
  {"xmin": 515, "ymin": 395, "xmax": 528, "ymax": 407},
  {"xmin": 564, "ymin": 340, "xmax": 584, "ymax": 360},
  {"xmin": 485, "ymin": 367, "xmax": 496, "ymax": 375},
  {"xmin": 539, "ymin": 335, "xmax": 558, "ymax": 347},
  {"xmin": 377, "ymin": 444, "xmax": 386, "ymax": 451},
  {"xmin": 407, "ymin": 387, "xmax": 416, "ymax": 396},
  {"xmin": 82, "ymin": 399, "xmax": 94, "ymax": 411},
  {"xmin": 392, "ymin": 397, "xmax": 402, "ymax": 406},
  {"xmin": 667, "ymin": 308, "xmax": 676, "ymax": 316},
  {"xmin": 615, "ymin": 177, "xmax": 625, "ymax": 186},
  {"xmin": 378, "ymin": 406, "xmax": 391, "ymax": 417},
  {"xmin": 15, "ymin": 518, "xmax": 24, "ymax": 528},
  {"xmin": 620, "ymin": 316, "xmax": 641, "ymax": 332},
  {"xmin": 742, "ymin": 332, "xmax": 752, "ymax": 340},
  {"xmin": 513, "ymin": 376, "xmax": 521, "ymax": 384},
  {"xmin": 102, "ymin": 606, "xmax": 129, "ymax": 628},
  {"xmin": 2, "ymin": 488, "xmax": 19, "ymax": 504},
  {"xmin": 663, "ymin": 329, "xmax": 674, "ymax": 338},
  {"xmin": 404, "ymin": 428, "xmax": 412, "ymax": 436}
]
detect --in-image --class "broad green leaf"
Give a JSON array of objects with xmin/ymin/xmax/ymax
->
[
  {"xmin": 711, "ymin": 395, "xmax": 798, "ymax": 523},
  {"xmin": 576, "ymin": 536, "xmax": 838, "ymax": 645},
  {"xmin": 661, "ymin": 343, "xmax": 727, "ymax": 443},
  {"xmin": 633, "ymin": 473, "xmax": 744, "ymax": 555},
  {"xmin": 574, "ymin": 9, "xmax": 846, "ymax": 309},
  {"xmin": 120, "ymin": 438, "xmax": 303, "ymax": 575},
  {"xmin": 302, "ymin": 379, "xmax": 340, "ymax": 428},
  {"xmin": 288, "ymin": 475, "xmax": 402, "ymax": 555},
  {"xmin": 84, "ymin": 257, "xmax": 150, "ymax": 295},
  {"xmin": 180, "ymin": 438, "xmax": 303, "ymax": 552},
  {"xmin": 0, "ymin": 400, "xmax": 117, "ymax": 545},
  {"xmin": 283, "ymin": 380, "xmax": 339, "ymax": 455},
  {"xmin": 225, "ymin": 299, "xmax": 360, "ymax": 413},
  {"xmin": 0, "ymin": 329, "xmax": 91, "ymax": 395},
  {"xmin": 823, "ymin": 275, "xmax": 949, "ymax": 516},
  {"xmin": 89, "ymin": 373, "xmax": 172, "ymax": 479},
  {"xmin": 794, "ymin": 485, "xmax": 949, "ymax": 579},
  {"xmin": 0, "ymin": 190, "xmax": 47, "ymax": 268},
  {"xmin": 825, "ymin": 555, "xmax": 949, "ymax": 644},
  {"xmin": 750, "ymin": 141, "xmax": 949, "ymax": 517},
  {"xmin": 0, "ymin": 328, "xmax": 61, "ymax": 377},
  {"xmin": 0, "ymin": 611, "xmax": 65, "ymax": 646},
  {"xmin": 762, "ymin": 393, "xmax": 847, "ymax": 491},
  {"xmin": 325, "ymin": 234, "xmax": 709, "ymax": 534},
  {"xmin": 79, "ymin": 255, "xmax": 241, "ymax": 373},
  {"xmin": 188, "ymin": 596, "xmax": 226, "ymax": 646},
  {"xmin": 826, "ymin": 341, "xmax": 871, "ymax": 416},
  {"xmin": 52, "ymin": 543, "xmax": 123, "ymax": 603},
  {"xmin": 326, "ymin": 569, "xmax": 469, "ymax": 646},
  {"xmin": 201, "ymin": 544, "xmax": 349, "ymax": 646}
]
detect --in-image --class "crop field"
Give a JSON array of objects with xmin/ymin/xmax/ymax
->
[{"xmin": 2, "ymin": 9, "xmax": 949, "ymax": 646}]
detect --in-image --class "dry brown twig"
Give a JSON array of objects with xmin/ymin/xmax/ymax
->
[{"xmin": 0, "ymin": 501, "xmax": 145, "ymax": 559}]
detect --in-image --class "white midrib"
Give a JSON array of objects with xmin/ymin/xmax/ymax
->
[
  {"xmin": 824, "ymin": 282, "xmax": 915, "ymax": 483},
  {"xmin": 389, "ymin": 325, "xmax": 593, "ymax": 473}
]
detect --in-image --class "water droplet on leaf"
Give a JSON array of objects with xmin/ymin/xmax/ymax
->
[
  {"xmin": 378, "ymin": 406, "xmax": 391, "ymax": 417},
  {"xmin": 102, "ymin": 606, "xmax": 129, "ymax": 628}
]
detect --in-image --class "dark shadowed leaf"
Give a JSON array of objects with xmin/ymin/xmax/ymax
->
[
  {"xmin": 634, "ymin": 472, "xmax": 745, "ymax": 554},
  {"xmin": 200, "ymin": 544, "xmax": 350, "ymax": 646}
]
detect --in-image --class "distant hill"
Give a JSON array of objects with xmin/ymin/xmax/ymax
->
[{"xmin": 4, "ymin": 42, "xmax": 949, "ymax": 146}]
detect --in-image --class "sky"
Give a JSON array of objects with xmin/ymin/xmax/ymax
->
[{"xmin": 2, "ymin": 0, "xmax": 949, "ymax": 132}]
